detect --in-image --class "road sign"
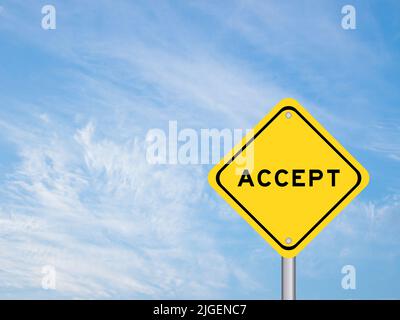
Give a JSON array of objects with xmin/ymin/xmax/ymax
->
[{"xmin": 208, "ymin": 98, "xmax": 369, "ymax": 258}]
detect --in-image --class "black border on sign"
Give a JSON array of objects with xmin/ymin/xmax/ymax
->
[{"xmin": 215, "ymin": 106, "xmax": 362, "ymax": 250}]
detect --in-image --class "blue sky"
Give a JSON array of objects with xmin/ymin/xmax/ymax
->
[{"xmin": 0, "ymin": 0, "xmax": 399, "ymax": 299}]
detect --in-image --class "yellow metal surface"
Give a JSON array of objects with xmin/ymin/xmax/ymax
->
[{"xmin": 208, "ymin": 98, "xmax": 369, "ymax": 257}]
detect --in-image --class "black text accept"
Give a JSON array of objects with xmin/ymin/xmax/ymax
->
[{"xmin": 238, "ymin": 169, "xmax": 340, "ymax": 187}]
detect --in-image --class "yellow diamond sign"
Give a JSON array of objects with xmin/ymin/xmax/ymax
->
[{"xmin": 208, "ymin": 98, "xmax": 369, "ymax": 257}]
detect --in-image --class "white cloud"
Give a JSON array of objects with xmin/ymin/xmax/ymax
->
[{"xmin": 0, "ymin": 117, "xmax": 257, "ymax": 298}]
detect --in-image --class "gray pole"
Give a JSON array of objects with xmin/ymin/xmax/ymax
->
[{"xmin": 281, "ymin": 257, "xmax": 296, "ymax": 300}]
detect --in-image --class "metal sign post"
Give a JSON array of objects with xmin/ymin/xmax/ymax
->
[{"xmin": 281, "ymin": 257, "xmax": 296, "ymax": 300}]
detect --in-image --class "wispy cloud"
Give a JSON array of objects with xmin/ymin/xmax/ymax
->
[{"xmin": 0, "ymin": 116, "xmax": 258, "ymax": 298}]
